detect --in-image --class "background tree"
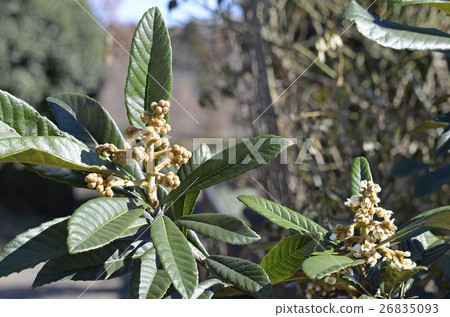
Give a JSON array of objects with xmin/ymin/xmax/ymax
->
[{"xmin": 0, "ymin": 0, "xmax": 106, "ymax": 113}]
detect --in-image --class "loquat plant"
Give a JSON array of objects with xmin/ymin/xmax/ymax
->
[
  {"xmin": 239, "ymin": 157, "xmax": 450, "ymax": 298},
  {"xmin": 0, "ymin": 7, "xmax": 293, "ymax": 299}
]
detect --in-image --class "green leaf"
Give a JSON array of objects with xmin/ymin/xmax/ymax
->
[
  {"xmin": 387, "ymin": 0, "xmax": 450, "ymax": 15},
  {"xmin": 33, "ymin": 240, "xmax": 151, "ymax": 288},
  {"xmin": 174, "ymin": 191, "xmax": 200, "ymax": 222},
  {"xmin": 165, "ymin": 136, "xmax": 294, "ymax": 202},
  {"xmin": 0, "ymin": 89, "xmax": 63, "ymax": 137},
  {"xmin": 342, "ymin": 1, "xmax": 450, "ymax": 51},
  {"xmin": 383, "ymin": 264, "xmax": 427, "ymax": 296},
  {"xmin": 177, "ymin": 144, "xmax": 212, "ymax": 181},
  {"xmin": 402, "ymin": 231, "xmax": 450, "ymax": 266},
  {"xmin": 414, "ymin": 164, "xmax": 450, "ymax": 197},
  {"xmin": 47, "ymin": 94, "xmax": 121, "ymax": 149},
  {"xmin": 166, "ymin": 278, "xmax": 223, "ymax": 299},
  {"xmin": 260, "ymin": 233, "xmax": 322, "ymax": 284},
  {"xmin": 68, "ymin": 197, "xmax": 145, "ymax": 253},
  {"xmin": 176, "ymin": 213, "xmax": 260, "ymax": 245},
  {"xmin": 206, "ymin": 255, "xmax": 272, "ymax": 298},
  {"xmin": 350, "ymin": 157, "xmax": 372, "ymax": 196},
  {"xmin": 0, "ymin": 136, "xmax": 122, "ymax": 175},
  {"xmin": 419, "ymin": 243, "xmax": 450, "ymax": 266},
  {"xmin": 174, "ymin": 144, "xmax": 212, "ymax": 220},
  {"xmin": 412, "ymin": 120, "xmax": 448, "ymax": 132},
  {"xmin": 129, "ymin": 248, "xmax": 171, "ymax": 299},
  {"xmin": 0, "ymin": 217, "xmax": 69, "ymax": 278},
  {"xmin": 120, "ymin": 217, "xmax": 150, "ymax": 238},
  {"xmin": 434, "ymin": 125, "xmax": 450, "ymax": 157},
  {"xmin": 125, "ymin": 7, "xmax": 172, "ymax": 128},
  {"xmin": 0, "ymin": 121, "xmax": 20, "ymax": 139},
  {"xmin": 302, "ymin": 255, "xmax": 365, "ymax": 280},
  {"xmin": 391, "ymin": 158, "xmax": 431, "ymax": 177},
  {"xmin": 151, "ymin": 216, "xmax": 198, "ymax": 298},
  {"xmin": 186, "ymin": 230, "xmax": 209, "ymax": 257},
  {"xmin": 195, "ymin": 279, "xmax": 224, "ymax": 299},
  {"xmin": 378, "ymin": 206, "xmax": 450, "ymax": 246},
  {"xmin": 237, "ymin": 195, "xmax": 328, "ymax": 235},
  {"xmin": 47, "ymin": 93, "xmax": 145, "ymax": 180}
]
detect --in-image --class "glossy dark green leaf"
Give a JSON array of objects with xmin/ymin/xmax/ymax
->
[
  {"xmin": 350, "ymin": 156, "xmax": 372, "ymax": 196},
  {"xmin": 378, "ymin": 206, "xmax": 450, "ymax": 246},
  {"xmin": 151, "ymin": 216, "xmax": 198, "ymax": 298},
  {"xmin": 33, "ymin": 240, "xmax": 152, "ymax": 288},
  {"xmin": 402, "ymin": 231, "xmax": 450, "ymax": 266},
  {"xmin": 68, "ymin": 197, "xmax": 145, "ymax": 253},
  {"xmin": 414, "ymin": 164, "xmax": 450, "ymax": 197},
  {"xmin": 0, "ymin": 217, "xmax": 69, "ymax": 278},
  {"xmin": 165, "ymin": 136, "xmax": 294, "ymax": 202},
  {"xmin": 129, "ymin": 248, "xmax": 171, "ymax": 299},
  {"xmin": 120, "ymin": 217, "xmax": 150, "ymax": 238},
  {"xmin": 391, "ymin": 158, "xmax": 431, "ymax": 178},
  {"xmin": 176, "ymin": 213, "xmax": 260, "ymax": 245},
  {"xmin": 186, "ymin": 230, "xmax": 209, "ymax": 257},
  {"xmin": 125, "ymin": 7, "xmax": 172, "ymax": 127},
  {"xmin": 383, "ymin": 264, "xmax": 427, "ymax": 296},
  {"xmin": 238, "ymin": 195, "xmax": 328, "ymax": 235},
  {"xmin": 174, "ymin": 191, "xmax": 200, "ymax": 222},
  {"xmin": 206, "ymin": 255, "xmax": 272, "ymax": 298},
  {"xmin": 420, "ymin": 243, "xmax": 450, "ymax": 266},
  {"xmin": 0, "ymin": 136, "xmax": 122, "ymax": 175},
  {"xmin": 166, "ymin": 278, "xmax": 223, "ymax": 299},
  {"xmin": 302, "ymin": 255, "xmax": 364, "ymax": 280},
  {"xmin": 47, "ymin": 93, "xmax": 145, "ymax": 180},
  {"xmin": 387, "ymin": 0, "xmax": 450, "ymax": 15},
  {"xmin": 342, "ymin": 1, "xmax": 450, "ymax": 50},
  {"xmin": 0, "ymin": 89, "xmax": 63, "ymax": 137},
  {"xmin": 260, "ymin": 233, "xmax": 321, "ymax": 284},
  {"xmin": 174, "ymin": 144, "xmax": 211, "ymax": 220}
]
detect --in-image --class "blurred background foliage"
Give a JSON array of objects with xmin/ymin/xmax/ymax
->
[
  {"xmin": 0, "ymin": 0, "xmax": 448, "ymax": 298},
  {"xmin": 0, "ymin": 0, "xmax": 106, "ymax": 113},
  {"xmin": 0, "ymin": 0, "xmax": 107, "ymax": 242}
]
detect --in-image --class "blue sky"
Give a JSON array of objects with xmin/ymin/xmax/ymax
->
[{"xmin": 89, "ymin": 0, "xmax": 218, "ymax": 27}]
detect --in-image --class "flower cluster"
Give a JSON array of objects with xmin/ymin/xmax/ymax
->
[
  {"xmin": 85, "ymin": 173, "xmax": 115, "ymax": 197},
  {"xmin": 84, "ymin": 100, "xmax": 191, "ymax": 207},
  {"xmin": 328, "ymin": 180, "xmax": 415, "ymax": 278}
]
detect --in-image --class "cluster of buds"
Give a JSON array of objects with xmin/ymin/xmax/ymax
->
[
  {"xmin": 85, "ymin": 173, "xmax": 115, "ymax": 197},
  {"xmin": 327, "ymin": 180, "xmax": 415, "ymax": 281},
  {"xmin": 85, "ymin": 100, "xmax": 192, "ymax": 209},
  {"xmin": 140, "ymin": 100, "xmax": 171, "ymax": 135},
  {"xmin": 155, "ymin": 171, "xmax": 181, "ymax": 189},
  {"xmin": 95, "ymin": 143, "xmax": 127, "ymax": 165}
]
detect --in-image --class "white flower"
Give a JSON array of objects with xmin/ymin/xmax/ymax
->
[
  {"xmin": 384, "ymin": 210, "xmax": 393, "ymax": 220},
  {"xmin": 361, "ymin": 240, "xmax": 374, "ymax": 252},
  {"xmin": 352, "ymin": 244, "xmax": 362, "ymax": 258},
  {"xmin": 330, "ymin": 233, "xmax": 337, "ymax": 241},
  {"xmin": 360, "ymin": 180, "xmax": 368, "ymax": 188},
  {"xmin": 402, "ymin": 259, "xmax": 416, "ymax": 270},
  {"xmin": 373, "ymin": 184, "xmax": 381, "ymax": 193},
  {"xmin": 367, "ymin": 256, "xmax": 377, "ymax": 267}
]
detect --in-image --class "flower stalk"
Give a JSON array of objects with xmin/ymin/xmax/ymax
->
[{"xmin": 85, "ymin": 100, "xmax": 191, "ymax": 209}]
